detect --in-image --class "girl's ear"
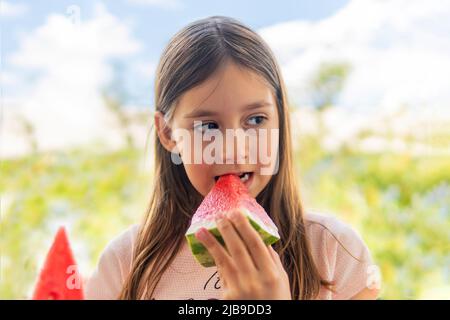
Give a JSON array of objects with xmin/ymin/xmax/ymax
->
[{"xmin": 154, "ymin": 111, "xmax": 177, "ymax": 153}]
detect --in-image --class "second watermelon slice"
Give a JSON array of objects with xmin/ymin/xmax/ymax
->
[
  {"xmin": 32, "ymin": 227, "xmax": 84, "ymax": 300},
  {"xmin": 186, "ymin": 174, "xmax": 280, "ymax": 267}
]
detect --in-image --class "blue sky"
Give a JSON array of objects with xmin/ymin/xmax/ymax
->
[
  {"xmin": 2, "ymin": 0, "xmax": 450, "ymax": 157},
  {"xmin": 2, "ymin": 0, "xmax": 349, "ymax": 105},
  {"xmin": 3, "ymin": 0, "xmax": 349, "ymax": 54},
  {"xmin": 3, "ymin": 0, "xmax": 450, "ymax": 109}
]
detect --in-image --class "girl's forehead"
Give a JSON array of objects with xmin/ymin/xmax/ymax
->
[{"xmin": 175, "ymin": 63, "xmax": 276, "ymax": 118}]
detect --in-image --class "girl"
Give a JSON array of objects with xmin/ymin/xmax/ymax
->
[{"xmin": 86, "ymin": 16, "xmax": 380, "ymax": 300}]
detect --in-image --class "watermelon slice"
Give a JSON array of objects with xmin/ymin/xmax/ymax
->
[
  {"xmin": 32, "ymin": 227, "xmax": 84, "ymax": 300},
  {"xmin": 186, "ymin": 174, "xmax": 280, "ymax": 267}
]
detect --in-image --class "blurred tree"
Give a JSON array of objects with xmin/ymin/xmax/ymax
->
[
  {"xmin": 103, "ymin": 61, "xmax": 135, "ymax": 148},
  {"xmin": 309, "ymin": 61, "xmax": 352, "ymax": 111},
  {"xmin": 17, "ymin": 115, "xmax": 38, "ymax": 154}
]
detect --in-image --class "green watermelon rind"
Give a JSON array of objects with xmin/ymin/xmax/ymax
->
[{"xmin": 185, "ymin": 210, "xmax": 280, "ymax": 268}]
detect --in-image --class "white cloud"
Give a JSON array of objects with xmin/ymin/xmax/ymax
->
[
  {"xmin": 259, "ymin": 0, "xmax": 450, "ymax": 111},
  {"xmin": 2, "ymin": 3, "xmax": 141, "ymax": 157},
  {"xmin": 1, "ymin": 70, "xmax": 20, "ymax": 86},
  {"xmin": 127, "ymin": 0, "xmax": 183, "ymax": 10},
  {"xmin": 0, "ymin": 1, "xmax": 28, "ymax": 17}
]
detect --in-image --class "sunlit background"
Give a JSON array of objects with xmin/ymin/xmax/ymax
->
[{"xmin": 1, "ymin": 0, "xmax": 449, "ymax": 299}]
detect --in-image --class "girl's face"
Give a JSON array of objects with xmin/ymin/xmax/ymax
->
[{"xmin": 156, "ymin": 62, "xmax": 279, "ymax": 197}]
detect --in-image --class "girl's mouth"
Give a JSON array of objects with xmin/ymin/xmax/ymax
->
[
  {"xmin": 239, "ymin": 172, "xmax": 251, "ymax": 182},
  {"xmin": 214, "ymin": 172, "xmax": 254, "ymax": 187}
]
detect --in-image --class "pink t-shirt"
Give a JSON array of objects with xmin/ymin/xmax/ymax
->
[{"xmin": 85, "ymin": 211, "xmax": 378, "ymax": 300}]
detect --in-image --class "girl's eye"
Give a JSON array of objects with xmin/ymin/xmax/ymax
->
[
  {"xmin": 247, "ymin": 115, "xmax": 266, "ymax": 126},
  {"xmin": 194, "ymin": 122, "xmax": 219, "ymax": 132}
]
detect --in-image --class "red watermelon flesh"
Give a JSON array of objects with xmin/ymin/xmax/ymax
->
[
  {"xmin": 186, "ymin": 174, "xmax": 280, "ymax": 267},
  {"xmin": 32, "ymin": 227, "xmax": 84, "ymax": 300}
]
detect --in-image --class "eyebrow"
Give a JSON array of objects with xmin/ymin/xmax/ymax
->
[{"xmin": 183, "ymin": 100, "xmax": 273, "ymax": 118}]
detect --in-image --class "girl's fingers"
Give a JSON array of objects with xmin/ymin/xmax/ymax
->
[
  {"xmin": 227, "ymin": 209, "xmax": 276, "ymax": 273},
  {"xmin": 215, "ymin": 216, "xmax": 256, "ymax": 274},
  {"xmin": 195, "ymin": 228, "xmax": 237, "ymax": 283}
]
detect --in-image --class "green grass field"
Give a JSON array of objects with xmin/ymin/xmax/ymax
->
[{"xmin": 1, "ymin": 132, "xmax": 449, "ymax": 299}]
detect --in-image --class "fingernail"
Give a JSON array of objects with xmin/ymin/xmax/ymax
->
[{"xmin": 195, "ymin": 228, "xmax": 207, "ymax": 241}]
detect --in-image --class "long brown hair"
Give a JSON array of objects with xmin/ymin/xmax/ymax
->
[{"xmin": 119, "ymin": 16, "xmax": 330, "ymax": 300}]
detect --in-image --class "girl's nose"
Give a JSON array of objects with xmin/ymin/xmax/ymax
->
[{"xmin": 222, "ymin": 127, "xmax": 250, "ymax": 164}]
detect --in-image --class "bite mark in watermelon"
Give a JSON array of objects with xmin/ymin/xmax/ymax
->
[
  {"xmin": 186, "ymin": 174, "xmax": 280, "ymax": 267},
  {"xmin": 32, "ymin": 227, "xmax": 84, "ymax": 300}
]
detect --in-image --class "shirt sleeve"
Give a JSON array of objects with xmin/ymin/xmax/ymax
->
[
  {"xmin": 323, "ymin": 219, "xmax": 378, "ymax": 299},
  {"xmin": 85, "ymin": 244, "xmax": 124, "ymax": 300},
  {"xmin": 85, "ymin": 225, "xmax": 138, "ymax": 300}
]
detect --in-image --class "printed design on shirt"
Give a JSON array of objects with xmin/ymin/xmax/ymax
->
[{"xmin": 203, "ymin": 270, "xmax": 222, "ymax": 291}]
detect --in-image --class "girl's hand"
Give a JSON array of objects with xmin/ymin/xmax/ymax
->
[{"xmin": 195, "ymin": 209, "xmax": 291, "ymax": 300}]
